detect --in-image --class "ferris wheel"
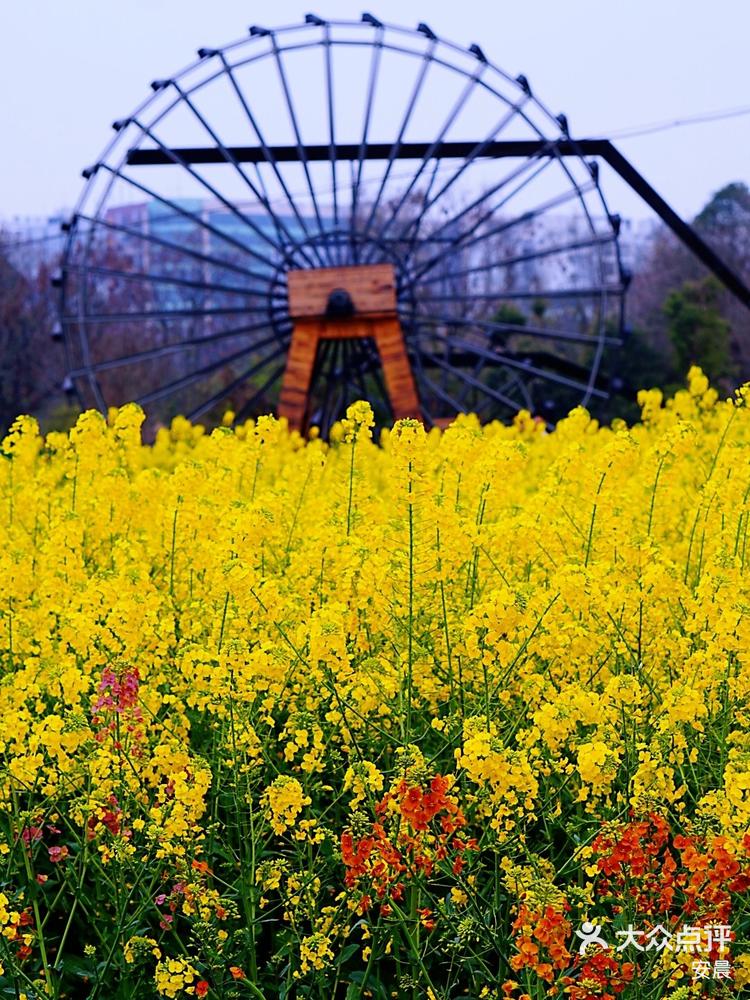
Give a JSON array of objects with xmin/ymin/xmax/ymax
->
[{"xmin": 58, "ymin": 14, "xmax": 626, "ymax": 434}]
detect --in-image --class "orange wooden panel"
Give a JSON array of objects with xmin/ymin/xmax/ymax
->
[
  {"xmin": 287, "ymin": 263, "xmax": 397, "ymax": 318},
  {"xmin": 277, "ymin": 321, "xmax": 320, "ymax": 430},
  {"xmin": 278, "ymin": 314, "xmax": 420, "ymax": 432},
  {"xmin": 373, "ymin": 318, "xmax": 420, "ymax": 420}
]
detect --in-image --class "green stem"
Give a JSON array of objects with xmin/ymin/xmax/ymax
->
[
  {"xmin": 169, "ymin": 502, "xmax": 180, "ymax": 597},
  {"xmin": 406, "ymin": 459, "xmax": 414, "ymax": 742},
  {"xmin": 346, "ymin": 437, "xmax": 357, "ymax": 536}
]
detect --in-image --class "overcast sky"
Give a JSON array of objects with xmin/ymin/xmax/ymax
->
[{"xmin": 1, "ymin": 0, "xmax": 748, "ymax": 225}]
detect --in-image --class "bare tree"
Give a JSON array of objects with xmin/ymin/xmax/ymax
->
[{"xmin": 0, "ymin": 237, "xmax": 63, "ymax": 433}]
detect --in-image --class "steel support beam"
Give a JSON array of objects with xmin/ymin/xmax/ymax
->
[{"xmin": 126, "ymin": 139, "xmax": 750, "ymax": 310}]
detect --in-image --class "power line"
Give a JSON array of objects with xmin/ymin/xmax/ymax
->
[{"xmin": 605, "ymin": 103, "xmax": 750, "ymax": 140}]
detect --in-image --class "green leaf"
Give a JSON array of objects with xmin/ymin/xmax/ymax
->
[{"xmin": 336, "ymin": 942, "xmax": 360, "ymax": 966}]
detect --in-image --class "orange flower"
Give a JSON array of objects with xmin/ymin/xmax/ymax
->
[
  {"xmin": 229, "ymin": 967, "xmax": 246, "ymax": 980},
  {"xmin": 341, "ymin": 773, "xmax": 475, "ymax": 914},
  {"xmin": 196, "ymin": 981, "xmax": 209, "ymax": 998},
  {"xmin": 534, "ymin": 962, "xmax": 554, "ymax": 983},
  {"xmin": 510, "ymin": 903, "xmax": 572, "ymax": 979}
]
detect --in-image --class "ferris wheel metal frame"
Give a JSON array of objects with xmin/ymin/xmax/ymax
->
[{"xmin": 56, "ymin": 12, "xmax": 638, "ymax": 434}]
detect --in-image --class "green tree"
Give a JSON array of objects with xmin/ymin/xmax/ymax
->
[
  {"xmin": 663, "ymin": 276, "xmax": 734, "ymax": 384},
  {"xmin": 491, "ymin": 303, "xmax": 527, "ymax": 328}
]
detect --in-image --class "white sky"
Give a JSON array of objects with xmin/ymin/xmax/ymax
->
[{"xmin": 1, "ymin": 0, "xmax": 748, "ymax": 224}]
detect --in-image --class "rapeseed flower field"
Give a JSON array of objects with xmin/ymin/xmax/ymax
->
[{"xmin": 0, "ymin": 366, "xmax": 749, "ymax": 998}]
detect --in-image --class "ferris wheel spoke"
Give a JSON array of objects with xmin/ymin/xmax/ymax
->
[
  {"xmin": 351, "ymin": 23, "xmax": 385, "ymax": 265},
  {"xmin": 417, "ymin": 328, "xmax": 609, "ymax": 399},
  {"xmin": 347, "ymin": 342, "xmax": 368, "ymax": 401},
  {"xmin": 425, "ymin": 144, "xmax": 556, "ymax": 249},
  {"xmin": 74, "ymin": 213, "xmax": 273, "ymax": 289},
  {"xmin": 454, "ymin": 353, "xmax": 490, "ymax": 410},
  {"xmin": 395, "ymin": 95, "xmax": 534, "ymax": 247},
  {"xmin": 322, "ymin": 24, "xmax": 340, "ymax": 251},
  {"xmin": 310, "ymin": 339, "xmax": 337, "ymax": 430},
  {"xmin": 416, "ymin": 286, "xmax": 618, "ymax": 303},
  {"xmin": 65, "ymin": 262, "xmax": 276, "ymax": 300},
  {"xmin": 118, "ymin": 124, "xmax": 289, "ymax": 274},
  {"xmin": 334, "ymin": 341, "xmax": 350, "ymax": 412},
  {"xmin": 343, "ymin": 343, "xmax": 367, "ymax": 419},
  {"xmin": 187, "ymin": 355, "xmax": 286, "ymax": 422},
  {"xmin": 136, "ymin": 339, "xmax": 286, "ymax": 408},
  {"xmin": 349, "ymin": 340, "xmax": 378, "ymax": 412},
  {"xmin": 338, "ymin": 341, "xmax": 358, "ymax": 412},
  {"xmin": 412, "ymin": 232, "xmax": 618, "ymax": 290},
  {"xmin": 66, "ymin": 306, "xmax": 277, "ymax": 324},
  {"xmin": 349, "ymin": 339, "xmax": 377, "ymax": 405},
  {"xmin": 402, "ymin": 312, "xmax": 620, "ymax": 348},
  {"xmin": 233, "ymin": 363, "xmax": 287, "ymax": 424},
  {"xmin": 374, "ymin": 64, "xmax": 485, "ymax": 249},
  {"xmin": 473, "ymin": 374, "xmax": 525, "ymax": 417},
  {"xmin": 421, "ymin": 156, "xmax": 445, "ymax": 209},
  {"xmin": 419, "ymin": 285, "xmax": 622, "ymax": 304},
  {"xmin": 162, "ymin": 80, "xmax": 311, "ymax": 266},
  {"xmin": 97, "ymin": 165, "xmax": 282, "ymax": 284},
  {"xmin": 404, "ymin": 151, "xmax": 556, "ymax": 279},
  {"xmin": 346, "ymin": 341, "xmax": 366, "ymax": 411},
  {"xmin": 407, "ymin": 180, "xmax": 599, "ymax": 282},
  {"xmin": 349, "ymin": 337, "xmax": 393, "ymax": 418},
  {"xmin": 269, "ymin": 33, "xmax": 331, "ymax": 263},
  {"xmin": 218, "ymin": 52, "xmax": 326, "ymax": 268},
  {"xmin": 308, "ymin": 337, "xmax": 331, "ymax": 419},
  {"xmin": 132, "ymin": 117, "xmax": 287, "ymax": 265},
  {"xmin": 326, "ymin": 341, "xmax": 347, "ymax": 429},
  {"xmin": 415, "ymin": 344, "xmax": 525, "ymax": 411},
  {"xmin": 357, "ymin": 36, "xmax": 436, "ymax": 254},
  {"xmin": 464, "ymin": 355, "xmax": 533, "ymax": 414},
  {"xmin": 414, "ymin": 367, "xmax": 467, "ymax": 417},
  {"xmin": 407, "ymin": 159, "xmax": 557, "ymax": 284},
  {"xmin": 401, "ymin": 150, "xmax": 455, "ymax": 266},
  {"xmin": 69, "ymin": 324, "xmax": 285, "ymax": 377}
]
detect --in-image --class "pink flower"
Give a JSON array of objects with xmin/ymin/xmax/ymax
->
[
  {"xmin": 48, "ymin": 846, "xmax": 69, "ymax": 863},
  {"xmin": 21, "ymin": 825, "xmax": 43, "ymax": 846}
]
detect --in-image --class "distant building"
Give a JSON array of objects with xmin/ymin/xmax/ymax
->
[
  {"xmin": 617, "ymin": 217, "xmax": 659, "ymax": 273},
  {"xmin": 0, "ymin": 212, "xmax": 66, "ymax": 274}
]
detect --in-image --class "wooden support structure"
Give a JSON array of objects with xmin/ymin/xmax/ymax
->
[{"xmin": 279, "ymin": 263, "xmax": 420, "ymax": 432}]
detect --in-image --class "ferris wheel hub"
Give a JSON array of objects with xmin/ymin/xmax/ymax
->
[{"xmin": 325, "ymin": 289, "xmax": 355, "ymax": 319}]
